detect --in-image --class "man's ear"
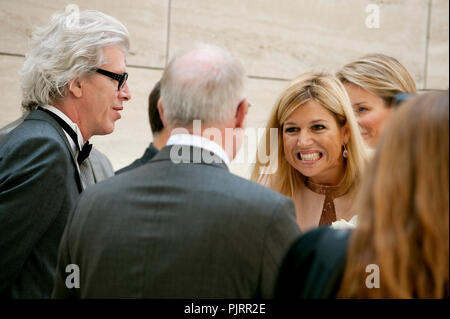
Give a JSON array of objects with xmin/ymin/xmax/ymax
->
[
  {"xmin": 68, "ymin": 78, "xmax": 83, "ymax": 98},
  {"xmin": 234, "ymin": 99, "xmax": 248, "ymax": 129},
  {"xmin": 157, "ymin": 99, "xmax": 167, "ymax": 128}
]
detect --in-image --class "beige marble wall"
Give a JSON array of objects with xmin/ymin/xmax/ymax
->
[
  {"xmin": 0, "ymin": 55, "xmax": 24, "ymax": 124},
  {"xmin": 170, "ymin": 0, "xmax": 430, "ymax": 87},
  {"xmin": 0, "ymin": 0, "xmax": 448, "ymax": 177},
  {"xmin": 426, "ymin": 0, "xmax": 449, "ymax": 89},
  {"xmin": 0, "ymin": 0, "xmax": 168, "ymax": 67}
]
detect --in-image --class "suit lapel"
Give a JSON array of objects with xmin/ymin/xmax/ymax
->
[{"xmin": 26, "ymin": 109, "xmax": 83, "ymax": 192}]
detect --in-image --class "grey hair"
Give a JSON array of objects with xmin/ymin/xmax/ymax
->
[
  {"xmin": 160, "ymin": 44, "xmax": 246, "ymax": 127},
  {"xmin": 20, "ymin": 10, "xmax": 130, "ymax": 110}
]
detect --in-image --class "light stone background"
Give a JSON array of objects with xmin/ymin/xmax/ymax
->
[{"xmin": 0, "ymin": 0, "xmax": 448, "ymax": 178}]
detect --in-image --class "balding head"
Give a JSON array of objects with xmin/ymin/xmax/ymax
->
[{"xmin": 160, "ymin": 44, "xmax": 246, "ymax": 129}]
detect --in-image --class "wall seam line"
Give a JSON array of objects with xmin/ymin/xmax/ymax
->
[
  {"xmin": 423, "ymin": 0, "xmax": 433, "ymax": 89},
  {"xmin": 165, "ymin": 0, "xmax": 172, "ymax": 67},
  {"xmin": 0, "ymin": 52, "xmax": 25, "ymax": 58}
]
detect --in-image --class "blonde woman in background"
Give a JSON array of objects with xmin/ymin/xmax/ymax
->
[
  {"xmin": 251, "ymin": 73, "xmax": 369, "ymax": 232},
  {"xmin": 337, "ymin": 53, "xmax": 417, "ymax": 148},
  {"xmin": 275, "ymin": 90, "xmax": 449, "ymax": 298}
]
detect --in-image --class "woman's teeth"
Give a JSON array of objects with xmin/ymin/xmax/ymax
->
[{"xmin": 298, "ymin": 152, "xmax": 321, "ymax": 161}]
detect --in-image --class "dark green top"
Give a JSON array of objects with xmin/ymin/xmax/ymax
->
[
  {"xmin": 274, "ymin": 226, "xmax": 351, "ymax": 298},
  {"xmin": 116, "ymin": 142, "xmax": 159, "ymax": 174}
]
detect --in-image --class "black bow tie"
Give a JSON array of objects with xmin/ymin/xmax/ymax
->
[
  {"xmin": 77, "ymin": 141, "xmax": 92, "ymax": 165},
  {"xmin": 38, "ymin": 107, "xmax": 92, "ymax": 164}
]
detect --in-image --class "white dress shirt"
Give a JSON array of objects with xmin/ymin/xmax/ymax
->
[{"xmin": 42, "ymin": 105, "xmax": 84, "ymax": 173}]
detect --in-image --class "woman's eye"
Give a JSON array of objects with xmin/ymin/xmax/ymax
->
[
  {"xmin": 311, "ymin": 124, "xmax": 326, "ymax": 131},
  {"xmin": 284, "ymin": 127, "xmax": 299, "ymax": 133},
  {"xmin": 356, "ymin": 107, "xmax": 369, "ymax": 113}
]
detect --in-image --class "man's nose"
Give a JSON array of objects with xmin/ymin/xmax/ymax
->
[{"xmin": 119, "ymin": 82, "xmax": 131, "ymax": 101}]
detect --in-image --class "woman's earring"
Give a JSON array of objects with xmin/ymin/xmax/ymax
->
[{"xmin": 343, "ymin": 143, "xmax": 348, "ymax": 158}]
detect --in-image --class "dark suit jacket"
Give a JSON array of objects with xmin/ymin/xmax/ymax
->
[
  {"xmin": 53, "ymin": 144, "xmax": 301, "ymax": 298},
  {"xmin": 0, "ymin": 109, "xmax": 82, "ymax": 298},
  {"xmin": 0, "ymin": 115, "xmax": 114, "ymax": 185},
  {"xmin": 115, "ymin": 142, "xmax": 158, "ymax": 174}
]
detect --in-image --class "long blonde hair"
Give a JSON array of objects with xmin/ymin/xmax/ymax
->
[
  {"xmin": 251, "ymin": 72, "xmax": 369, "ymax": 198},
  {"xmin": 338, "ymin": 91, "xmax": 449, "ymax": 298},
  {"xmin": 337, "ymin": 53, "xmax": 417, "ymax": 107}
]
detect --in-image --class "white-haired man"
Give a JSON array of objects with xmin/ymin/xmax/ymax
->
[
  {"xmin": 0, "ymin": 10, "xmax": 131, "ymax": 298},
  {"xmin": 53, "ymin": 44, "xmax": 300, "ymax": 298}
]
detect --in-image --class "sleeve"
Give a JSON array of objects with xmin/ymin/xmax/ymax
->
[
  {"xmin": 0, "ymin": 135, "xmax": 70, "ymax": 292},
  {"xmin": 259, "ymin": 197, "xmax": 302, "ymax": 298}
]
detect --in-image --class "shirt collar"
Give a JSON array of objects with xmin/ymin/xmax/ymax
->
[
  {"xmin": 42, "ymin": 105, "xmax": 85, "ymax": 153},
  {"xmin": 166, "ymin": 134, "xmax": 231, "ymax": 168}
]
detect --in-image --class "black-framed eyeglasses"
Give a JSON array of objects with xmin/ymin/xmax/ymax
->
[{"xmin": 95, "ymin": 68, "xmax": 128, "ymax": 91}]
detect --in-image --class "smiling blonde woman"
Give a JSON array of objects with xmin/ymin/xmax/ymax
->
[
  {"xmin": 337, "ymin": 54, "xmax": 417, "ymax": 148},
  {"xmin": 275, "ymin": 90, "xmax": 449, "ymax": 299},
  {"xmin": 251, "ymin": 72, "xmax": 369, "ymax": 231}
]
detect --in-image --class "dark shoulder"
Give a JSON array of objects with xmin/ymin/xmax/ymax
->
[
  {"xmin": 281, "ymin": 227, "xmax": 350, "ymax": 269},
  {"xmin": 1, "ymin": 119, "xmax": 66, "ymax": 155},
  {"xmin": 79, "ymin": 161, "xmax": 295, "ymax": 223},
  {"xmin": 115, "ymin": 158, "xmax": 144, "ymax": 175},
  {"xmin": 4, "ymin": 111, "xmax": 63, "ymax": 140},
  {"xmin": 221, "ymin": 170, "xmax": 294, "ymax": 207},
  {"xmin": 0, "ymin": 116, "xmax": 73, "ymax": 182},
  {"xmin": 116, "ymin": 144, "xmax": 158, "ymax": 175},
  {"xmin": 275, "ymin": 227, "xmax": 351, "ymax": 298},
  {"xmin": 147, "ymin": 151, "xmax": 292, "ymax": 208},
  {"xmin": 293, "ymin": 227, "xmax": 350, "ymax": 259}
]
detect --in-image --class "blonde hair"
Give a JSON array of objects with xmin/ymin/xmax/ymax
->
[
  {"xmin": 337, "ymin": 53, "xmax": 417, "ymax": 107},
  {"xmin": 251, "ymin": 72, "xmax": 369, "ymax": 198},
  {"xmin": 338, "ymin": 91, "xmax": 449, "ymax": 298}
]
